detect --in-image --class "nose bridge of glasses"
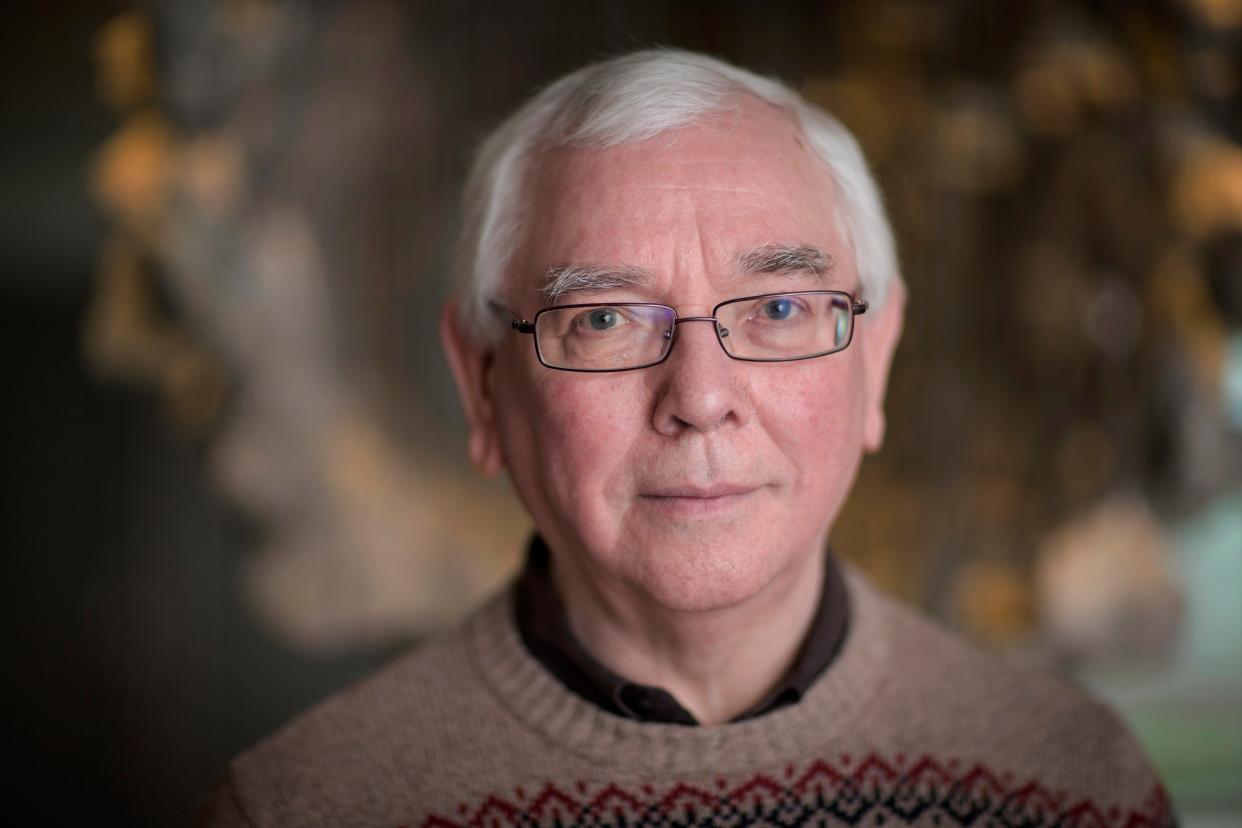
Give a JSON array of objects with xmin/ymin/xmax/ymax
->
[
  {"xmin": 669, "ymin": 314, "xmax": 729, "ymax": 341},
  {"xmin": 666, "ymin": 314, "xmax": 732, "ymax": 357}
]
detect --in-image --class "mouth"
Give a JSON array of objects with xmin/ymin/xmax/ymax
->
[
  {"xmin": 637, "ymin": 483, "xmax": 763, "ymax": 516},
  {"xmin": 642, "ymin": 483, "xmax": 759, "ymax": 499}
]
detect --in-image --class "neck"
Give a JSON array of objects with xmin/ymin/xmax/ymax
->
[{"xmin": 552, "ymin": 545, "xmax": 827, "ymax": 725}]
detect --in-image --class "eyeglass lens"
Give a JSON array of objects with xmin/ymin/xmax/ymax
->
[{"xmin": 533, "ymin": 292, "xmax": 855, "ymax": 371}]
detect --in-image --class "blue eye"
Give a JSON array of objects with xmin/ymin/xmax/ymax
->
[
  {"xmin": 763, "ymin": 298, "xmax": 794, "ymax": 320},
  {"xmin": 587, "ymin": 308, "xmax": 620, "ymax": 330}
]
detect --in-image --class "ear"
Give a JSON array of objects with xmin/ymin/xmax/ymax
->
[
  {"xmin": 440, "ymin": 298, "xmax": 505, "ymax": 476},
  {"xmin": 860, "ymin": 279, "xmax": 905, "ymax": 453}
]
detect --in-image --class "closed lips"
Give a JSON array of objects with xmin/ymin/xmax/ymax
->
[{"xmin": 641, "ymin": 484, "xmax": 759, "ymax": 499}]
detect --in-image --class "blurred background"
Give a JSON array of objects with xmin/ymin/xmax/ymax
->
[{"xmin": 5, "ymin": 0, "xmax": 1239, "ymax": 824}]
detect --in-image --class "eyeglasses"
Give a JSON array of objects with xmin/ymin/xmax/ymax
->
[{"xmin": 491, "ymin": 290, "xmax": 868, "ymax": 372}]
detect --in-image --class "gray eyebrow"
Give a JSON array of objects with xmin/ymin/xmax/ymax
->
[
  {"xmin": 540, "ymin": 246, "xmax": 830, "ymax": 305},
  {"xmin": 735, "ymin": 244, "xmax": 834, "ymax": 278},
  {"xmin": 541, "ymin": 264, "xmax": 652, "ymax": 304}
]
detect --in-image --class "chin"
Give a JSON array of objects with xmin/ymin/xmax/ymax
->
[{"xmin": 625, "ymin": 536, "xmax": 803, "ymax": 614}]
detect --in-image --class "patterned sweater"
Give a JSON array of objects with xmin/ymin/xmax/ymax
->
[{"xmin": 207, "ymin": 566, "xmax": 1175, "ymax": 827}]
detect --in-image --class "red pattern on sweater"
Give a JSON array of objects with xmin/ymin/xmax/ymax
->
[{"xmin": 418, "ymin": 754, "xmax": 1174, "ymax": 828}]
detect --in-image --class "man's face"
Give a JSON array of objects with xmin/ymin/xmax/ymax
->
[{"xmin": 447, "ymin": 97, "xmax": 901, "ymax": 615}]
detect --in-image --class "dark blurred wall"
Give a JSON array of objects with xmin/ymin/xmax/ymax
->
[{"xmin": 3, "ymin": 3, "xmax": 391, "ymax": 824}]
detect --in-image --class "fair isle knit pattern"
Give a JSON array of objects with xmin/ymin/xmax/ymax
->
[
  {"xmin": 212, "ymin": 567, "xmax": 1174, "ymax": 828},
  {"xmin": 417, "ymin": 756, "xmax": 1172, "ymax": 828}
]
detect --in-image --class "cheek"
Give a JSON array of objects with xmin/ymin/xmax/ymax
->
[
  {"xmin": 763, "ymin": 359, "xmax": 867, "ymax": 500},
  {"xmin": 544, "ymin": 381, "xmax": 635, "ymax": 479},
  {"xmin": 499, "ymin": 370, "xmax": 646, "ymax": 512}
]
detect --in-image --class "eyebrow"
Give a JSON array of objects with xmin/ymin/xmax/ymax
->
[
  {"xmin": 540, "ymin": 244, "xmax": 833, "ymax": 304},
  {"xmin": 735, "ymin": 244, "xmax": 834, "ymax": 278},
  {"xmin": 541, "ymin": 264, "xmax": 652, "ymax": 304}
]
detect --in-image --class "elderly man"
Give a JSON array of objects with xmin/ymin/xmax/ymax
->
[{"xmin": 209, "ymin": 50, "xmax": 1173, "ymax": 826}]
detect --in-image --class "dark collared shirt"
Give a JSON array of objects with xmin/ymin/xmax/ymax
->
[{"xmin": 514, "ymin": 535, "xmax": 850, "ymax": 725}]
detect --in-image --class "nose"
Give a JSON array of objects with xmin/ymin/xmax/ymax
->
[{"xmin": 651, "ymin": 317, "xmax": 748, "ymax": 436}]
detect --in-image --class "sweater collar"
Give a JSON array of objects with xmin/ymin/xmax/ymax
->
[{"xmin": 466, "ymin": 558, "xmax": 893, "ymax": 773}]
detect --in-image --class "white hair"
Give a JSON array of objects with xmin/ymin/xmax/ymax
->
[{"xmin": 455, "ymin": 48, "xmax": 900, "ymax": 344}]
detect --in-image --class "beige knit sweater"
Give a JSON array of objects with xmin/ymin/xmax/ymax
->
[{"xmin": 206, "ymin": 567, "xmax": 1174, "ymax": 827}]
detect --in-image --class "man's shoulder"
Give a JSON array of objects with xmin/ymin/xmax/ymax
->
[
  {"xmin": 220, "ymin": 594, "xmax": 511, "ymax": 825},
  {"xmin": 867, "ymin": 574, "xmax": 1120, "ymax": 723},
  {"xmin": 849, "ymin": 569, "xmax": 1165, "ymax": 796}
]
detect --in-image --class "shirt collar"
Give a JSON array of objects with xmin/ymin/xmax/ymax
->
[{"xmin": 514, "ymin": 535, "xmax": 850, "ymax": 725}]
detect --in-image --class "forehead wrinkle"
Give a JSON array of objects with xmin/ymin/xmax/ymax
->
[{"xmin": 734, "ymin": 244, "xmax": 834, "ymax": 280}]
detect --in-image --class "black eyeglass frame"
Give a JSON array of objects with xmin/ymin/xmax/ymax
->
[{"xmin": 490, "ymin": 290, "xmax": 869, "ymax": 373}]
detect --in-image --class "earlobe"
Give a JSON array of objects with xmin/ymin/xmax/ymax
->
[
  {"xmin": 439, "ymin": 300, "xmax": 505, "ymax": 477},
  {"xmin": 861, "ymin": 280, "xmax": 905, "ymax": 453},
  {"xmin": 466, "ymin": 414, "xmax": 504, "ymax": 477}
]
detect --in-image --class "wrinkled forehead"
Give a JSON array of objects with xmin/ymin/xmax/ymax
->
[{"xmin": 509, "ymin": 96, "xmax": 846, "ymax": 294}]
